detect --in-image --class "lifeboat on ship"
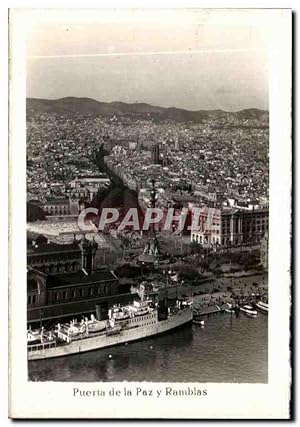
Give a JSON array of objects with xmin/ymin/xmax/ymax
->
[
  {"xmin": 87, "ymin": 315, "xmax": 107, "ymax": 332},
  {"xmin": 27, "ymin": 328, "xmax": 42, "ymax": 343},
  {"xmin": 61, "ymin": 320, "xmax": 87, "ymax": 336}
]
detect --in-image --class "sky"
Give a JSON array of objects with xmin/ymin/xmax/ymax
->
[{"xmin": 26, "ymin": 9, "xmax": 271, "ymax": 111}]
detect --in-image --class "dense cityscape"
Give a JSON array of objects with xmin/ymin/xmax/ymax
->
[
  {"xmin": 27, "ymin": 105, "xmax": 269, "ymax": 209},
  {"xmin": 27, "ymin": 97, "xmax": 269, "ymax": 383}
]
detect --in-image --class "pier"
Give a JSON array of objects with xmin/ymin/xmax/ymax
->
[{"xmin": 193, "ymin": 303, "xmax": 230, "ymax": 316}]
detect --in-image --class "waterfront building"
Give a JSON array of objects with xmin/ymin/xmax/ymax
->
[
  {"xmin": 27, "ymin": 237, "xmax": 132, "ymax": 326},
  {"xmin": 27, "ymin": 266, "xmax": 121, "ymax": 326},
  {"xmin": 191, "ymin": 206, "xmax": 269, "ymax": 246},
  {"xmin": 27, "ymin": 237, "xmax": 82, "ymax": 274}
]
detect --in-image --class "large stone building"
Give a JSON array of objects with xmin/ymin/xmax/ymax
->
[
  {"xmin": 27, "ymin": 236, "xmax": 131, "ymax": 327},
  {"xmin": 191, "ymin": 207, "xmax": 269, "ymax": 247},
  {"xmin": 27, "ymin": 238, "xmax": 82, "ymax": 273}
]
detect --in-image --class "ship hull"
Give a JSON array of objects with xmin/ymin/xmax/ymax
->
[{"xmin": 28, "ymin": 307, "xmax": 193, "ymax": 361}]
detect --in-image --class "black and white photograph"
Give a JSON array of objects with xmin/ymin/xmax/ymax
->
[{"xmin": 8, "ymin": 7, "xmax": 291, "ymax": 419}]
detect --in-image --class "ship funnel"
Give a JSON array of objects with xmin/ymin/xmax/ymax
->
[{"xmin": 137, "ymin": 284, "xmax": 145, "ymax": 302}]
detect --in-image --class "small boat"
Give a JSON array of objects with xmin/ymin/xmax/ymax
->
[
  {"xmin": 256, "ymin": 301, "xmax": 269, "ymax": 313},
  {"xmin": 240, "ymin": 305, "xmax": 257, "ymax": 316},
  {"xmin": 112, "ymin": 311, "xmax": 130, "ymax": 321},
  {"xmin": 225, "ymin": 303, "xmax": 235, "ymax": 313},
  {"xmin": 133, "ymin": 307, "xmax": 149, "ymax": 316}
]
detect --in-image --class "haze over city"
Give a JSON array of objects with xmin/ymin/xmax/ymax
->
[{"xmin": 26, "ymin": 9, "xmax": 269, "ymax": 112}]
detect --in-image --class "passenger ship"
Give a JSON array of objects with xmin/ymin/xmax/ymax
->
[{"xmin": 27, "ymin": 285, "xmax": 193, "ymax": 361}]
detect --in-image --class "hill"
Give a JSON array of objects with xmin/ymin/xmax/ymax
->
[{"xmin": 27, "ymin": 97, "xmax": 268, "ymax": 123}]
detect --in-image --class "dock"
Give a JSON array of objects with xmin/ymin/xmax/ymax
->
[{"xmin": 193, "ymin": 303, "xmax": 229, "ymax": 317}]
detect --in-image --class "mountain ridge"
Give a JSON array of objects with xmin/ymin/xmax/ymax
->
[{"xmin": 27, "ymin": 97, "xmax": 269, "ymax": 123}]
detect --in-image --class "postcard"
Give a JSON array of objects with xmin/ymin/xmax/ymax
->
[{"xmin": 8, "ymin": 8, "xmax": 292, "ymax": 419}]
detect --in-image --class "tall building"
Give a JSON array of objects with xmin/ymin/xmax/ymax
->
[{"xmin": 151, "ymin": 144, "xmax": 160, "ymax": 164}]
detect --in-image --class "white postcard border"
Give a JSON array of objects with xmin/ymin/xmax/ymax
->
[{"xmin": 9, "ymin": 8, "xmax": 291, "ymax": 419}]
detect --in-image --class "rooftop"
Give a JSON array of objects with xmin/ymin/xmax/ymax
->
[
  {"xmin": 27, "ymin": 241, "xmax": 80, "ymax": 255},
  {"xmin": 46, "ymin": 269, "xmax": 118, "ymax": 288}
]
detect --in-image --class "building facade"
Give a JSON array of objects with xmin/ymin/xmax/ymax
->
[
  {"xmin": 191, "ymin": 207, "xmax": 269, "ymax": 246},
  {"xmin": 27, "ymin": 239, "xmax": 82, "ymax": 274},
  {"xmin": 27, "ymin": 267, "xmax": 123, "ymax": 325},
  {"xmin": 43, "ymin": 198, "xmax": 70, "ymax": 216},
  {"xmin": 27, "ymin": 237, "xmax": 132, "ymax": 326}
]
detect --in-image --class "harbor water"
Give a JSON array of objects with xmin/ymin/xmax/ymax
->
[{"xmin": 28, "ymin": 311, "xmax": 268, "ymax": 383}]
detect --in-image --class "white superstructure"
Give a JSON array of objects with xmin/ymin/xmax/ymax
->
[{"xmin": 28, "ymin": 295, "xmax": 193, "ymax": 361}]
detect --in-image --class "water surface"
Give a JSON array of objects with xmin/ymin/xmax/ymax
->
[{"xmin": 29, "ymin": 311, "xmax": 268, "ymax": 383}]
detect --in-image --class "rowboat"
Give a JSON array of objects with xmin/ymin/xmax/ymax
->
[
  {"xmin": 240, "ymin": 305, "xmax": 257, "ymax": 316},
  {"xmin": 256, "ymin": 301, "xmax": 269, "ymax": 313}
]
